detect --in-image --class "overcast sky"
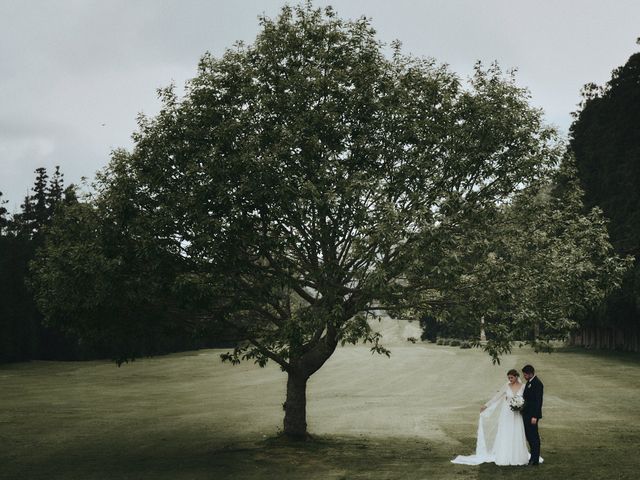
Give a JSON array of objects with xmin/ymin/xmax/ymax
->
[{"xmin": 1, "ymin": 0, "xmax": 639, "ymax": 210}]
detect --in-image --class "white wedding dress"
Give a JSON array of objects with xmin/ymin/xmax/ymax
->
[{"xmin": 451, "ymin": 381, "xmax": 538, "ymax": 466}]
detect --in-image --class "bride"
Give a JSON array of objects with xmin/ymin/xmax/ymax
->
[{"xmin": 451, "ymin": 369, "xmax": 538, "ymax": 466}]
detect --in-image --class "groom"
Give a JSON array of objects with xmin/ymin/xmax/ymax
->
[{"xmin": 522, "ymin": 364, "xmax": 543, "ymax": 465}]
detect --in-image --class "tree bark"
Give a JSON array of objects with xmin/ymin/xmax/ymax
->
[
  {"xmin": 281, "ymin": 318, "xmax": 340, "ymax": 439},
  {"xmin": 283, "ymin": 371, "xmax": 309, "ymax": 439}
]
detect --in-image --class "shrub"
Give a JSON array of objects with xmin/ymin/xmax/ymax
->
[{"xmin": 450, "ymin": 339, "xmax": 461, "ymax": 346}]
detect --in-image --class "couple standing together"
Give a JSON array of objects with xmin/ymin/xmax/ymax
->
[{"xmin": 452, "ymin": 364, "xmax": 544, "ymax": 466}]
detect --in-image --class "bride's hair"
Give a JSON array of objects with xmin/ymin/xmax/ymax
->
[{"xmin": 507, "ymin": 369, "xmax": 520, "ymax": 377}]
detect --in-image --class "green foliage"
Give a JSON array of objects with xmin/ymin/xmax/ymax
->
[
  {"xmin": 571, "ymin": 53, "xmax": 640, "ymax": 254},
  {"xmin": 31, "ymin": 3, "xmax": 626, "ymax": 374},
  {"xmin": 0, "ymin": 167, "xmax": 82, "ymax": 362},
  {"xmin": 124, "ymin": 4, "xmax": 559, "ymax": 367},
  {"xmin": 411, "ymin": 156, "xmax": 630, "ymax": 362},
  {"xmin": 570, "ymin": 48, "xmax": 640, "ymax": 338},
  {"xmin": 419, "ymin": 310, "xmax": 481, "ymax": 341},
  {"xmin": 30, "ymin": 174, "xmax": 223, "ymax": 365}
]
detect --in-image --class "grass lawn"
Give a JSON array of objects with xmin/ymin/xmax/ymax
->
[{"xmin": 2, "ymin": 332, "xmax": 640, "ymax": 479}]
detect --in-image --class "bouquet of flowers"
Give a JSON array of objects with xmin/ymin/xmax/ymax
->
[{"xmin": 509, "ymin": 395, "xmax": 525, "ymax": 412}]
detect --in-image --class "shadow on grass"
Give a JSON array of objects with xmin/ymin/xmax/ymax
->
[
  {"xmin": 1, "ymin": 432, "xmax": 463, "ymax": 480},
  {"xmin": 4, "ymin": 426, "xmax": 640, "ymax": 480},
  {"xmin": 552, "ymin": 345, "xmax": 640, "ymax": 365},
  {"xmin": 195, "ymin": 434, "xmax": 451, "ymax": 480}
]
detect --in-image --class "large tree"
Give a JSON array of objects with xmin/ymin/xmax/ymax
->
[{"xmin": 32, "ymin": 4, "xmax": 625, "ymax": 437}]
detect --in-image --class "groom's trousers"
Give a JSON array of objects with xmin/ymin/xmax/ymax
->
[{"xmin": 523, "ymin": 417, "xmax": 541, "ymax": 463}]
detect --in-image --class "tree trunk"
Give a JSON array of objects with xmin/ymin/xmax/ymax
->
[
  {"xmin": 283, "ymin": 371, "xmax": 309, "ymax": 439},
  {"xmin": 281, "ymin": 322, "xmax": 340, "ymax": 440}
]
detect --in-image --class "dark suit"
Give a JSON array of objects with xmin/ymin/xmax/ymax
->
[{"xmin": 522, "ymin": 375, "xmax": 543, "ymax": 464}]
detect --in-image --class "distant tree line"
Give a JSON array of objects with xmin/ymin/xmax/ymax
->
[
  {"xmin": 568, "ymin": 49, "xmax": 640, "ymax": 351},
  {"xmin": 0, "ymin": 167, "xmax": 79, "ymax": 361},
  {"xmin": 0, "ymin": 167, "xmax": 231, "ymax": 363}
]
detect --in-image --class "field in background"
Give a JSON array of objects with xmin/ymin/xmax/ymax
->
[{"xmin": 2, "ymin": 318, "xmax": 639, "ymax": 479}]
